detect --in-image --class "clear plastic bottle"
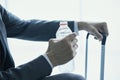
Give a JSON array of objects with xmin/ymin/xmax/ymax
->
[{"xmin": 56, "ymin": 21, "xmax": 75, "ymax": 72}]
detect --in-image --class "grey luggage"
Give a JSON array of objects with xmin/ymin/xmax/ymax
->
[{"xmin": 85, "ymin": 33, "xmax": 107, "ymax": 80}]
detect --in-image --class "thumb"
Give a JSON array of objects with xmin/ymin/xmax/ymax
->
[
  {"xmin": 65, "ymin": 32, "xmax": 77, "ymax": 41},
  {"xmin": 49, "ymin": 38, "xmax": 60, "ymax": 45},
  {"xmin": 49, "ymin": 39, "xmax": 55, "ymax": 45}
]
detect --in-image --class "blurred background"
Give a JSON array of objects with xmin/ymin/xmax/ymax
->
[{"xmin": 0, "ymin": 0, "xmax": 120, "ymax": 80}]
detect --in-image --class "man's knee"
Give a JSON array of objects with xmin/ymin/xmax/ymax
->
[{"xmin": 63, "ymin": 73, "xmax": 85, "ymax": 80}]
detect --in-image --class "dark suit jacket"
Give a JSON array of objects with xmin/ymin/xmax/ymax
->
[{"xmin": 0, "ymin": 5, "xmax": 75, "ymax": 80}]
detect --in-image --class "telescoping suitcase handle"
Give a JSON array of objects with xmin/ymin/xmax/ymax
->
[{"xmin": 85, "ymin": 33, "xmax": 107, "ymax": 80}]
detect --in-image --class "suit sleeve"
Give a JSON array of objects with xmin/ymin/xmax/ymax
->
[
  {"xmin": 0, "ymin": 56, "xmax": 52, "ymax": 80},
  {"xmin": 0, "ymin": 5, "xmax": 75, "ymax": 41}
]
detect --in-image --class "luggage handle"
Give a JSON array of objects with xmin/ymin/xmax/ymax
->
[{"xmin": 85, "ymin": 33, "xmax": 107, "ymax": 80}]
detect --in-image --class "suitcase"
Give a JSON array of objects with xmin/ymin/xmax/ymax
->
[{"xmin": 85, "ymin": 33, "xmax": 107, "ymax": 80}]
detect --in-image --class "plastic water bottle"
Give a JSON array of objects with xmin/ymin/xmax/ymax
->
[{"xmin": 56, "ymin": 21, "xmax": 75, "ymax": 72}]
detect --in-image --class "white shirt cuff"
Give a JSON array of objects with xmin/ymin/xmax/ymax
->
[
  {"xmin": 74, "ymin": 21, "xmax": 79, "ymax": 35},
  {"xmin": 43, "ymin": 54, "xmax": 53, "ymax": 68}
]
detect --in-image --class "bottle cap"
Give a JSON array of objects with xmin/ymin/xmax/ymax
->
[{"xmin": 60, "ymin": 21, "xmax": 68, "ymax": 26}]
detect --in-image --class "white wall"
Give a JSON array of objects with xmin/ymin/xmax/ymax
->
[
  {"xmin": 0, "ymin": 0, "xmax": 6, "ymax": 7},
  {"xmin": 7, "ymin": 0, "xmax": 81, "ymax": 20}
]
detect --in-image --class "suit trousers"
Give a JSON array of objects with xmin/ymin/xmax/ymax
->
[{"xmin": 42, "ymin": 73, "xmax": 85, "ymax": 80}]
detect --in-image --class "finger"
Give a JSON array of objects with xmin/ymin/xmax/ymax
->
[
  {"xmin": 49, "ymin": 38, "xmax": 60, "ymax": 44},
  {"xmin": 65, "ymin": 32, "xmax": 77, "ymax": 41},
  {"xmin": 73, "ymin": 51, "xmax": 77, "ymax": 57},
  {"xmin": 94, "ymin": 37, "xmax": 98, "ymax": 40},
  {"xmin": 72, "ymin": 38, "xmax": 78, "ymax": 43},
  {"xmin": 49, "ymin": 39, "xmax": 55, "ymax": 45},
  {"xmin": 71, "ymin": 38, "xmax": 78, "ymax": 49},
  {"xmin": 92, "ymin": 28, "xmax": 103, "ymax": 41},
  {"xmin": 73, "ymin": 44, "xmax": 78, "ymax": 50},
  {"xmin": 70, "ymin": 38, "xmax": 78, "ymax": 47},
  {"xmin": 71, "ymin": 42, "xmax": 78, "ymax": 49},
  {"xmin": 71, "ymin": 42, "xmax": 78, "ymax": 57}
]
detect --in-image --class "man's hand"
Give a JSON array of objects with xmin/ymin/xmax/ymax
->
[
  {"xmin": 78, "ymin": 22, "xmax": 109, "ymax": 41},
  {"xmin": 46, "ymin": 33, "xmax": 78, "ymax": 67}
]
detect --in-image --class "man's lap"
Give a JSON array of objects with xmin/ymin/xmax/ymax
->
[{"xmin": 42, "ymin": 73, "xmax": 85, "ymax": 80}]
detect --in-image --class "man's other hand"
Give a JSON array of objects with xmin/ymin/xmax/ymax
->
[{"xmin": 46, "ymin": 33, "xmax": 78, "ymax": 67}]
